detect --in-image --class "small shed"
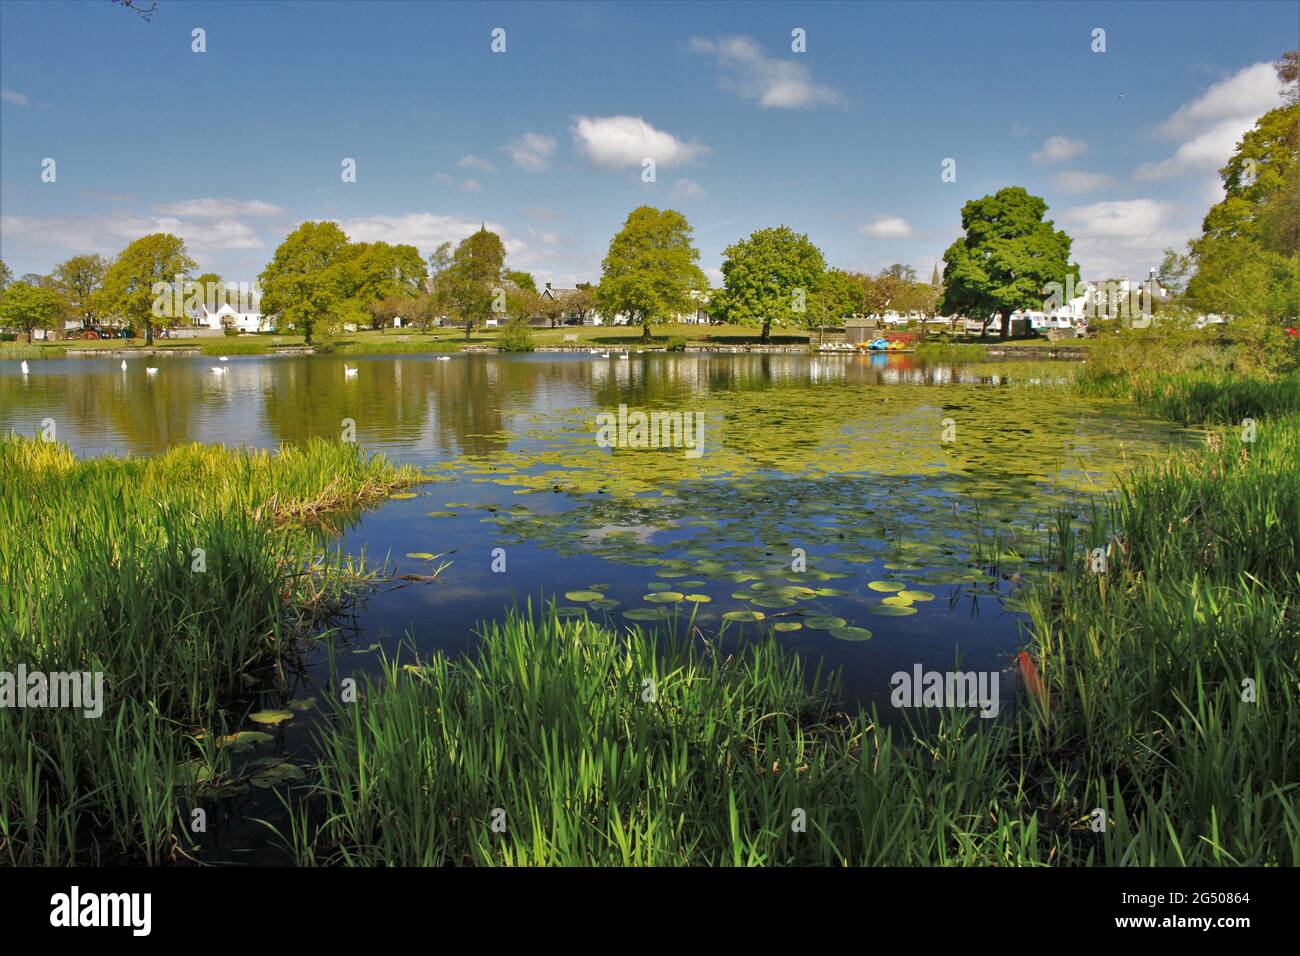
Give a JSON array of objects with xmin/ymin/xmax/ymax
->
[{"xmin": 843, "ymin": 316, "xmax": 880, "ymax": 345}]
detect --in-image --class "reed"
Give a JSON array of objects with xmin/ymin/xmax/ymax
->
[{"xmin": 0, "ymin": 435, "xmax": 416, "ymax": 865}]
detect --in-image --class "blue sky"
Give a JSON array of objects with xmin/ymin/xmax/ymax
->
[{"xmin": 1, "ymin": 0, "xmax": 1294, "ymax": 288}]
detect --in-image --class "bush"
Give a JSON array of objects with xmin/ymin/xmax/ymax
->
[
  {"xmin": 664, "ymin": 336, "xmax": 687, "ymax": 352},
  {"xmin": 497, "ymin": 318, "xmax": 535, "ymax": 352}
]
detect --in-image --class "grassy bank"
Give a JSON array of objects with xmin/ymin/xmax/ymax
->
[
  {"xmin": 280, "ymin": 371, "xmax": 1298, "ymax": 866},
  {"xmin": 0, "ymin": 437, "xmax": 417, "ymax": 865}
]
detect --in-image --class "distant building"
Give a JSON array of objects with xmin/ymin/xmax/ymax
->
[{"xmin": 191, "ymin": 301, "xmax": 273, "ymax": 333}]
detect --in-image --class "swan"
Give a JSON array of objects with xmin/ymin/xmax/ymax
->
[
  {"xmin": 120, "ymin": 360, "xmax": 127, "ymax": 370},
  {"xmin": 600, "ymin": 352, "xmax": 610, "ymax": 358},
  {"xmin": 146, "ymin": 367, "xmax": 158, "ymax": 375},
  {"xmin": 20, "ymin": 360, "xmax": 29, "ymax": 375},
  {"xmin": 344, "ymin": 366, "xmax": 358, "ymax": 378},
  {"xmin": 618, "ymin": 353, "xmax": 629, "ymax": 360},
  {"xmin": 437, "ymin": 355, "xmax": 451, "ymax": 362},
  {"xmin": 211, "ymin": 366, "xmax": 228, "ymax": 375},
  {"xmin": 218, "ymin": 356, "xmax": 228, "ymax": 362}
]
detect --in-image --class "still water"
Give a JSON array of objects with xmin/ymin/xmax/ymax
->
[{"xmin": 1, "ymin": 351, "xmax": 1194, "ymax": 708}]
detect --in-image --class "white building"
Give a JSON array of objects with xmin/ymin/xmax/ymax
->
[{"xmin": 192, "ymin": 301, "xmax": 274, "ymax": 333}]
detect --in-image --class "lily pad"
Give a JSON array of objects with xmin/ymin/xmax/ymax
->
[
  {"xmin": 722, "ymin": 610, "xmax": 766, "ymax": 623},
  {"xmin": 564, "ymin": 590, "xmax": 605, "ymax": 602},
  {"xmin": 405, "ymin": 552, "xmax": 437, "ymax": 560},
  {"xmin": 898, "ymin": 590, "xmax": 936, "ymax": 602},
  {"xmin": 623, "ymin": 607, "xmax": 666, "ymax": 622},
  {"xmin": 644, "ymin": 591, "xmax": 684, "ymax": 603},
  {"xmin": 868, "ymin": 580, "xmax": 906, "ymax": 593},
  {"xmin": 830, "ymin": 626, "xmax": 873, "ymax": 642},
  {"xmin": 869, "ymin": 604, "xmax": 918, "ymax": 616},
  {"xmin": 248, "ymin": 709, "xmax": 294, "ymax": 726},
  {"xmin": 772, "ymin": 621, "xmax": 803, "ymax": 632},
  {"xmin": 682, "ymin": 594, "xmax": 712, "ymax": 603},
  {"xmin": 589, "ymin": 598, "xmax": 621, "ymax": 611},
  {"xmin": 804, "ymin": 615, "xmax": 847, "ymax": 630},
  {"xmin": 249, "ymin": 761, "xmax": 306, "ymax": 789},
  {"xmin": 388, "ymin": 492, "xmax": 418, "ymax": 500},
  {"xmin": 287, "ymin": 698, "xmax": 316, "ymax": 712},
  {"xmin": 882, "ymin": 595, "xmax": 915, "ymax": 607},
  {"xmin": 218, "ymin": 731, "xmax": 272, "ymax": 752}
]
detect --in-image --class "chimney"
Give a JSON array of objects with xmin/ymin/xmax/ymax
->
[{"xmin": 545, "ymin": 282, "xmax": 551, "ymax": 290}]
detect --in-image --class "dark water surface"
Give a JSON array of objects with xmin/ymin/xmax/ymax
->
[{"xmin": 2, "ymin": 351, "xmax": 1194, "ymax": 709}]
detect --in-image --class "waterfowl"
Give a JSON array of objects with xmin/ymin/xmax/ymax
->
[
  {"xmin": 146, "ymin": 367, "xmax": 158, "ymax": 375},
  {"xmin": 344, "ymin": 366, "xmax": 358, "ymax": 378},
  {"xmin": 437, "ymin": 355, "xmax": 451, "ymax": 361},
  {"xmin": 120, "ymin": 360, "xmax": 128, "ymax": 370},
  {"xmin": 211, "ymin": 366, "xmax": 228, "ymax": 375},
  {"xmin": 218, "ymin": 356, "xmax": 229, "ymax": 362},
  {"xmin": 20, "ymin": 360, "xmax": 29, "ymax": 375}
]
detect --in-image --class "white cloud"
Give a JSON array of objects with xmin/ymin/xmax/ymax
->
[
  {"xmin": 859, "ymin": 216, "xmax": 916, "ymax": 240},
  {"xmin": 1157, "ymin": 61, "xmax": 1284, "ymax": 138},
  {"xmin": 0, "ymin": 213, "xmax": 265, "ymax": 252},
  {"xmin": 1057, "ymin": 198, "xmax": 1189, "ymax": 279},
  {"xmin": 0, "ymin": 90, "xmax": 29, "ymax": 106},
  {"xmin": 688, "ymin": 35, "xmax": 841, "ymax": 109},
  {"xmin": 434, "ymin": 173, "xmax": 483, "ymax": 193},
  {"xmin": 340, "ymin": 213, "xmax": 503, "ymax": 255},
  {"xmin": 153, "ymin": 198, "xmax": 285, "ymax": 218},
  {"xmin": 1135, "ymin": 61, "xmax": 1285, "ymax": 182},
  {"xmin": 506, "ymin": 132, "xmax": 557, "ymax": 172},
  {"xmin": 572, "ymin": 115, "xmax": 708, "ymax": 169},
  {"xmin": 457, "ymin": 154, "xmax": 496, "ymax": 172},
  {"xmin": 1031, "ymin": 136, "xmax": 1087, "ymax": 165},
  {"xmin": 1052, "ymin": 169, "xmax": 1117, "ymax": 193},
  {"xmin": 669, "ymin": 178, "xmax": 705, "ymax": 200}
]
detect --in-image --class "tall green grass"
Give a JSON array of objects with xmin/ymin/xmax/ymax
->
[{"xmin": 0, "ymin": 436, "xmax": 416, "ymax": 864}]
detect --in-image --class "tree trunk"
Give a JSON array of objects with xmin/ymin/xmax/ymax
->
[
  {"xmin": 641, "ymin": 322, "xmax": 651, "ymax": 343},
  {"xmin": 464, "ymin": 320, "xmax": 473, "ymax": 342},
  {"xmin": 144, "ymin": 319, "xmax": 153, "ymax": 346},
  {"xmin": 761, "ymin": 320, "xmax": 771, "ymax": 343},
  {"xmin": 998, "ymin": 308, "xmax": 1011, "ymax": 341}
]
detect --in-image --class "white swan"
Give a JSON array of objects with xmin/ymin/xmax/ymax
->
[
  {"xmin": 600, "ymin": 352, "xmax": 610, "ymax": 358},
  {"xmin": 437, "ymin": 355, "xmax": 451, "ymax": 362},
  {"xmin": 146, "ymin": 367, "xmax": 158, "ymax": 376},
  {"xmin": 218, "ymin": 356, "xmax": 228, "ymax": 362},
  {"xmin": 618, "ymin": 353, "xmax": 629, "ymax": 360},
  {"xmin": 344, "ymin": 366, "xmax": 358, "ymax": 378},
  {"xmin": 20, "ymin": 360, "xmax": 29, "ymax": 375},
  {"xmin": 211, "ymin": 366, "xmax": 228, "ymax": 375},
  {"xmin": 120, "ymin": 360, "xmax": 127, "ymax": 370}
]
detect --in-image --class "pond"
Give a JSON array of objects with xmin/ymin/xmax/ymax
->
[{"xmin": 0, "ymin": 351, "xmax": 1195, "ymax": 711}]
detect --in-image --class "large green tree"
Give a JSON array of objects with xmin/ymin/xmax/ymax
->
[
  {"xmin": 0, "ymin": 281, "xmax": 68, "ymax": 342},
  {"xmin": 710, "ymin": 226, "xmax": 827, "ymax": 341},
  {"xmin": 100, "ymin": 233, "xmax": 196, "ymax": 345},
  {"xmin": 258, "ymin": 222, "xmax": 354, "ymax": 344},
  {"xmin": 940, "ymin": 187, "xmax": 1078, "ymax": 339},
  {"xmin": 0, "ymin": 260, "xmax": 12, "ymax": 292},
  {"xmin": 596, "ymin": 206, "xmax": 706, "ymax": 342},
  {"xmin": 442, "ymin": 227, "xmax": 507, "ymax": 341},
  {"xmin": 51, "ymin": 253, "xmax": 109, "ymax": 328}
]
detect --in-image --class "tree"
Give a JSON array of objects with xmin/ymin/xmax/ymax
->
[
  {"xmin": 442, "ymin": 226, "xmax": 506, "ymax": 341},
  {"xmin": 567, "ymin": 284, "xmax": 596, "ymax": 325},
  {"xmin": 427, "ymin": 242, "xmax": 453, "ymax": 290},
  {"xmin": 709, "ymin": 226, "xmax": 827, "ymax": 341},
  {"xmin": 808, "ymin": 268, "xmax": 869, "ymax": 342},
  {"xmin": 596, "ymin": 206, "xmax": 706, "ymax": 342},
  {"xmin": 0, "ymin": 260, "xmax": 11, "ymax": 292},
  {"xmin": 1183, "ymin": 57, "xmax": 1300, "ymax": 334},
  {"xmin": 51, "ymin": 254, "xmax": 109, "ymax": 329},
  {"xmin": 940, "ymin": 187, "xmax": 1078, "ymax": 339},
  {"xmin": 100, "ymin": 233, "xmax": 196, "ymax": 345},
  {"xmin": 505, "ymin": 270, "xmax": 537, "ymax": 294},
  {"xmin": 0, "ymin": 281, "xmax": 68, "ymax": 342},
  {"xmin": 258, "ymin": 222, "xmax": 354, "ymax": 344}
]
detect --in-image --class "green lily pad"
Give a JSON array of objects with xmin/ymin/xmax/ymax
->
[
  {"xmin": 623, "ymin": 608, "xmax": 667, "ymax": 622},
  {"xmin": 405, "ymin": 552, "xmax": 437, "ymax": 560},
  {"xmin": 644, "ymin": 591, "xmax": 684, "ymax": 603},
  {"xmin": 589, "ymin": 598, "xmax": 621, "ymax": 611},
  {"xmin": 722, "ymin": 610, "xmax": 766, "ymax": 623},
  {"xmin": 553, "ymin": 606, "xmax": 588, "ymax": 618},
  {"xmin": 287, "ymin": 698, "xmax": 316, "ymax": 712},
  {"xmin": 249, "ymin": 761, "xmax": 306, "ymax": 789},
  {"xmin": 388, "ymin": 492, "xmax": 418, "ymax": 500},
  {"xmin": 804, "ymin": 615, "xmax": 847, "ymax": 630},
  {"xmin": 868, "ymin": 580, "xmax": 906, "ymax": 592},
  {"xmin": 218, "ymin": 731, "xmax": 272, "ymax": 752},
  {"xmin": 830, "ymin": 626, "xmax": 873, "ymax": 641},
  {"xmin": 564, "ymin": 590, "xmax": 605, "ymax": 602},
  {"xmin": 248, "ymin": 709, "xmax": 293, "ymax": 726},
  {"xmin": 898, "ymin": 590, "xmax": 936, "ymax": 602},
  {"xmin": 882, "ymin": 595, "xmax": 914, "ymax": 607},
  {"xmin": 425, "ymin": 511, "xmax": 458, "ymax": 518},
  {"xmin": 772, "ymin": 621, "xmax": 804, "ymax": 632},
  {"xmin": 683, "ymin": 593, "xmax": 712, "ymax": 603},
  {"xmin": 869, "ymin": 604, "xmax": 918, "ymax": 616}
]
